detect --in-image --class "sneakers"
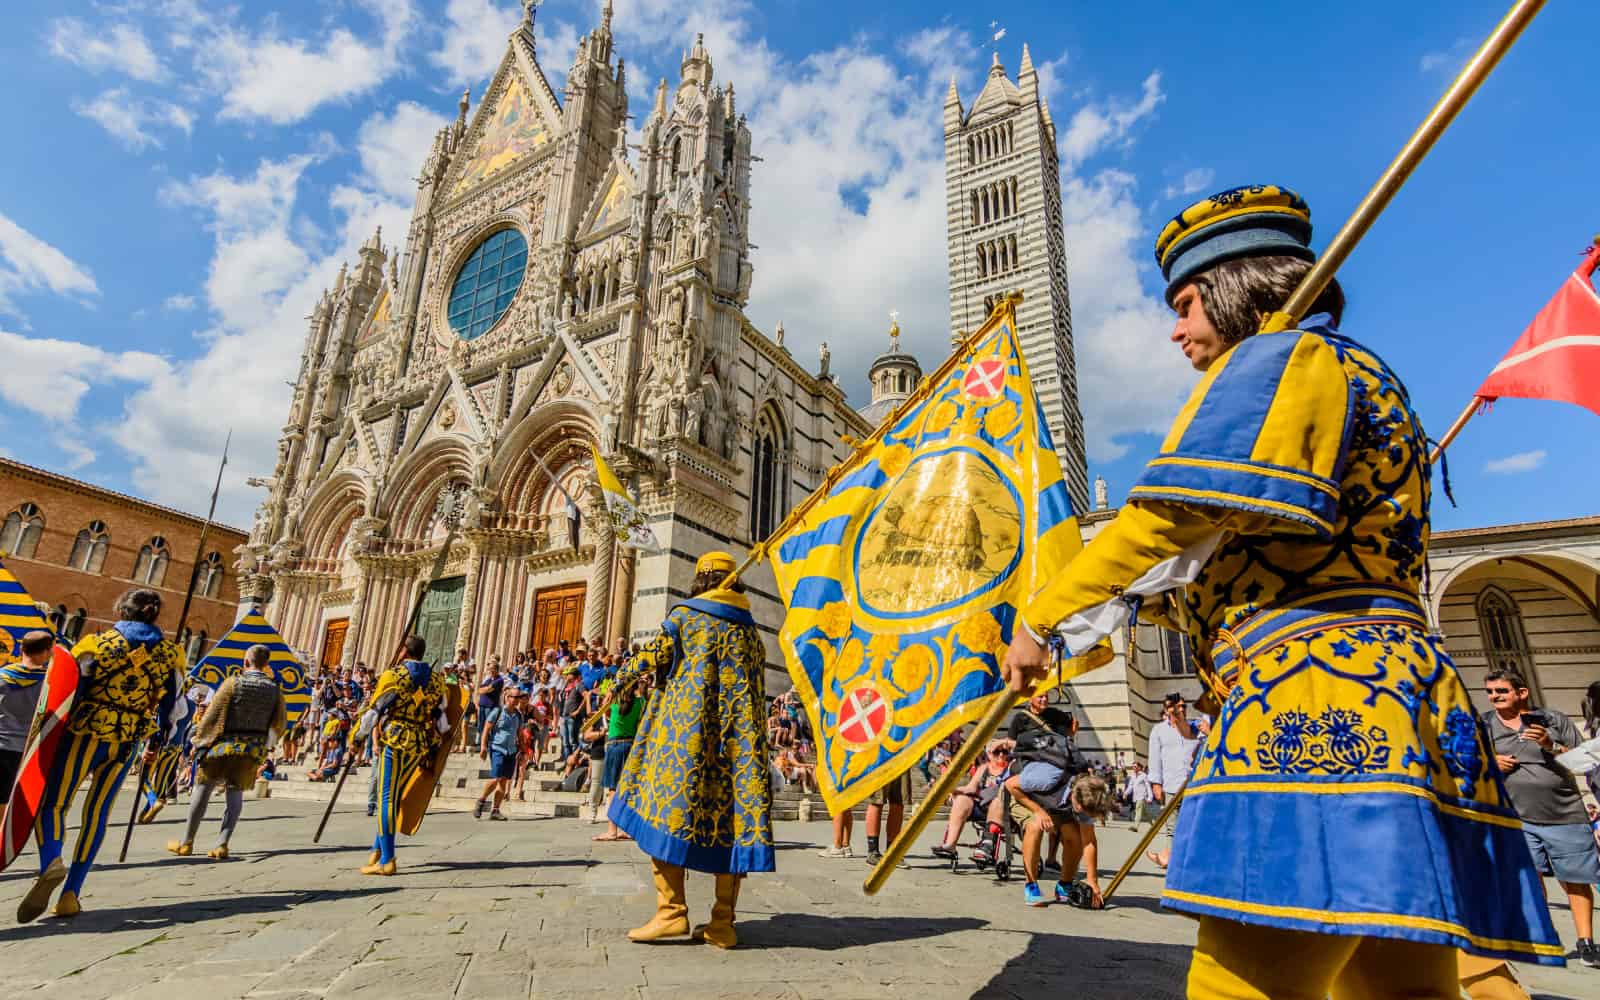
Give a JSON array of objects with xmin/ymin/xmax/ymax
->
[
  {"xmin": 472, "ymin": 799, "xmax": 488, "ymax": 819},
  {"xmin": 1023, "ymin": 882, "xmax": 1046, "ymax": 907},
  {"xmin": 971, "ymin": 840, "xmax": 997, "ymax": 866},
  {"xmin": 1578, "ymin": 937, "xmax": 1600, "ymax": 969},
  {"xmin": 865, "ymin": 850, "xmax": 883, "ymax": 866},
  {"xmin": 489, "ymin": 811, "xmax": 508, "ymax": 821},
  {"xmin": 817, "ymin": 844, "xmax": 853, "ymax": 859},
  {"xmin": 930, "ymin": 844, "xmax": 957, "ymax": 860}
]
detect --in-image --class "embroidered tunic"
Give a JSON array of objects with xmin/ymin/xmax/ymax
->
[
  {"xmin": 68, "ymin": 623, "xmax": 182, "ymax": 744},
  {"xmin": 608, "ymin": 590, "xmax": 775, "ymax": 874},
  {"xmin": 368, "ymin": 662, "xmax": 448, "ymax": 756},
  {"xmin": 1023, "ymin": 316, "xmax": 1561, "ymax": 964}
]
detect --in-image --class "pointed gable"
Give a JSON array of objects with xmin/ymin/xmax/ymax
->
[
  {"xmin": 452, "ymin": 73, "xmax": 550, "ymax": 197},
  {"xmin": 588, "ymin": 170, "xmax": 633, "ymax": 232},
  {"xmin": 356, "ymin": 285, "xmax": 391, "ymax": 348}
]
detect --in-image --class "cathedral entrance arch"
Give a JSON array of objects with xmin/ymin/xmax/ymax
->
[
  {"xmin": 418, "ymin": 576, "xmax": 467, "ymax": 664},
  {"xmin": 531, "ymin": 582, "xmax": 586, "ymax": 652}
]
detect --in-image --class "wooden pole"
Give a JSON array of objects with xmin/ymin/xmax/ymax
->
[
  {"xmin": 1429, "ymin": 397, "xmax": 1483, "ymax": 463},
  {"xmin": 1102, "ymin": 787, "xmax": 1186, "ymax": 903}
]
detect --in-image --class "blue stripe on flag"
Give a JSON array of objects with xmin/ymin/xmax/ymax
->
[
  {"xmin": 0, "ymin": 579, "xmax": 30, "ymax": 595},
  {"xmin": 777, "ymin": 514, "xmax": 852, "ymax": 565},
  {"xmin": 829, "ymin": 465, "xmax": 886, "ymax": 497},
  {"xmin": 789, "ymin": 576, "xmax": 844, "ymax": 612},
  {"xmin": 1037, "ymin": 481, "xmax": 1076, "ymax": 536}
]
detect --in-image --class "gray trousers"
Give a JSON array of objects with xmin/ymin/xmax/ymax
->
[{"xmin": 184, "ymin": 783, "xmax": 244, "ymax": 848}]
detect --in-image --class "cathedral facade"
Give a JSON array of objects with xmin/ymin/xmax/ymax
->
[{"xmin": 238, "ymin": 5, "xmax": 867, "ymax": 672}]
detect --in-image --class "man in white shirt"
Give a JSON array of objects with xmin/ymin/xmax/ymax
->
[
  {"xmin": 1122, "ymin": 761, "xmax": 1154, "ymax": 830},
  {"xmin": 1146, "ymin": 691, "xmax": 1208, "ymax": 868}
]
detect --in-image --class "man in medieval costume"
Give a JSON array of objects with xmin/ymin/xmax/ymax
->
[
  {"xmin": 16, "ymin": 588, "xmax": 183, "ymax": 923},
  {"xmin": 138, "ymin": 683, "xmax": 199, "ymax": 824},
  {"xmin": 353, "ymin": 634, "xmax": 449, "ymax": 876},
  {"xmin": 1001, "ymin": 185, "xmax": 1563, "ymax": 996},
  {"xmin": 608, "ymin": 551, "xmax": 774, "ymax": 949},
  {"xmin": 167, "ymin": 645, "xmax": 287, "ymax": 860}
]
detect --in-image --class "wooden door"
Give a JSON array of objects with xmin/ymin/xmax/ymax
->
[
  {"xmin": 530, "ymin": 583, "xmax": 585, "ymax": 652},
  {"xmin": 416, "ymin": 576, "xmax": 466, "ymax": 666},
  {"xmin": 318, "ymin": 618, "xmax": 349, "ymax": 674}
]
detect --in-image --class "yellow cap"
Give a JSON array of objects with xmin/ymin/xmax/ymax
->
[{"xmin": 695, "ymin": 551, "xmax": 737, "ymax": 575}]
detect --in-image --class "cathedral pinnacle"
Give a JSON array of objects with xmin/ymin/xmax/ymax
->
[
  {"xmin": 888, "ymin": 310, "xmax": 901, "ymax": 352},
  {"xmin": 989, "ymin": 51, "xmax": 1005, "ymax": 77},
  {"xmin": 458, "ymin": 88, "xmax": 470, "ymax": 124},
  {"xmin": 601, "ymin": 0, "xmax": 613, "ymax": 33},
  {"xmin": 522, "ymin": 0, "xmax": 538, "ymax": 28}
]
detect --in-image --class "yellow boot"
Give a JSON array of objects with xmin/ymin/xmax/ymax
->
[
  {"xmin": 52, "ymin": 891, "xmax": 81, "ymax": 918},
  {"xmin": 16, "ymin": 858, "xmax": 66, "ymax": 924},
  {"xmin": 166, "ymin": 840, "xmax": 193, "ymax": 856},
  {"xmin": 627, "ymin": 860, "xmax": 690, "ymax": 942},
  {"xmin": 207, "ymin": 845, "xmax": 229, "ymax": 861},
  {"xmin": 692, "ymin": 873, "xmax": 741, "ymax": 949},
  {"xmin": 359, "ymin": 859, "xmax": 398, "ymax": 876}
]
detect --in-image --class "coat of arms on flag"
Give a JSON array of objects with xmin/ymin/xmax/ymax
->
[
  {"xmin": 190, "ymin": 607, "xmax": 312, "ymax": 723},
  {"xmin": 591, "ymin": 445, "xmax": 662, "ymax": 554},
  {"xmin": 768, "ymin": 297, "xmax": 1111, "ymax": 813}
]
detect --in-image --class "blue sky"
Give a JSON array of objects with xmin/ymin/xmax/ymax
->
[{"xmin": 0, "ymin": 1, "xmax": 1593, "ymax": 532}]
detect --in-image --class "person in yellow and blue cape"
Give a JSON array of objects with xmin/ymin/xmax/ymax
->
[
  {"xmin": 607, "ymin": 551, "xmax": 773, "ymax": 950},
  {"xmin": 1000, "ymin": 185, "xmax": 1563, "ymax": 996},
  {"xmin": 349, "ymin": 633, "xmax": 449, "ymax": 876},
  {"xmin": 17, "ymin": 588, "xmax": 183, "ymax": 923}
]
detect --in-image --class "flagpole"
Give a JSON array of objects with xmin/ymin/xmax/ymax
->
[
  {"xmin": 120, "ymin": 430, "xmax": 231, "ymax": 864},
  {"xmin": 1429, "ymin": 398, "xmax": 1483, "ymax": 462},
  {"xmin": 867, "ymin": 0, "xmax": 1547, "ymax": 898}
]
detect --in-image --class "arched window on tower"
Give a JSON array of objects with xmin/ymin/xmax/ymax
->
[
  {"xmin": 68, "ymin": 521, "xmax": 110, "ymax": 573},
  {"xmin": 199, "ymin": 552, "xmax": 225, "ymax": 599},
  {"xmin": 133, "ymin": 536, "xmax": 170, "ymax": 587},
  {"xmin": 748, "ymin": 407, "xmax": 789, "ymax": 542},
  {"xmin": 1476, "ymin": 585, "xmax": 1540, "ymax": 699},
  {"xmin": 0, "ymin": 502, "xmax": 44, "ymax": 558}
]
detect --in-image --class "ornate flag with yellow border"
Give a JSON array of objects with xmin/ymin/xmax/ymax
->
[
  {"xmin": 768, "ymin": 299, "xmax": 1111, "ymax": 814},
  {"xmin": 591, "ymin": 445, "xmax": 662, "ymax": 553},
  {"xmin": 0, "ymin": 555, "xmax": 52, "ymax": 687},
  {"xmin": 190, "ymin": 608, "xmax": 312, "ymax": 724}
]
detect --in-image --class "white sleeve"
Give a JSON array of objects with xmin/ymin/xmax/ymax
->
[
  {"xmin": 1051, "ymin": 532, "xmax": 1221, "ymax": 656},
  {"xmin": 355, "ymin": 709, "xmax": 379, "ymax": 740}
]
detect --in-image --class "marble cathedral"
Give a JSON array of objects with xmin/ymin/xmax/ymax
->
[{"xmin": 237, "ymin": 4, "xmax": 870, "ymax": 672}]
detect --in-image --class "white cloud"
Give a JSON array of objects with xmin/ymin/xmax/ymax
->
[
  {"xmin": 429, "ymin": 0, "xmax": 524, "ymax": 87},
  {"xmin": 1163, "ymin": 167, "xmax": 1215, "ymax": 201},
  {"xmin": 356, "ymin": 101, "xmax": 451, "ymax": 202},
  {"xmin": 0, "ymin": 328, "xmax": 169, "ymax": 467},
  {"xmin": 0, "ymin": 213, "xmax": 99, "ymax": 322},
  {"xmin": 163, "ymin": 294, "xmax": 197, "ymax": 312},
  {"xmin": 1059, "ymin": 72, "xmax": 1164, "ymax": 170},
  {"xmin": 48, "ymin": 19, "xmax": 167, "ymax": 82},
  {"xmin": 1484, "ymin": 449, "xmax": 1546, "ymax": 474},
  {"xmin": 72, "ymin": 87, "xmax": 194, "ymax": 151},
  {"xmin": 1421, "ymin": 37, "xmax": 1472, "ymax": 73},
  {"xmin": 190, "ymin": 1, "xmax": 419, "ymax": 124}
]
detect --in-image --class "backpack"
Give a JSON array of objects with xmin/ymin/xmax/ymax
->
[{"xmin": 1012, "ymin": 714, "xmax": 1089, "ymax": 775}]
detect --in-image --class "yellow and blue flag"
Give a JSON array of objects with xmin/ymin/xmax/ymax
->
[
  {"xmin": 190, "ymin": 607, "xmax": 312, "ymax": 723},
  {"xmin": 768, "ymin": 299, "xmax": 1109, "ymax": 813},
  {"xmin": 0, "ymin": 555, "xmax": 52, "ymax": 687}
]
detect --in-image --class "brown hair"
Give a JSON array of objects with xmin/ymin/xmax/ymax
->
[
  {"xmin": 1069, "ymin": 775, "xmax": 1116, "ymax": 820},
  {"xmin": 20, "ymin": 630, "xmax": 53, "ymax": 656},
  {"xmin": 1188, "ymin": 255, "xmax": 1346, "ymax": 347},
  {"xmin": 115, "ymin": 588, "xmax": 163, "ymax": 624},
  {"xmin": 692, "ymin": 569, "xmax": 745, "ymax": 596}
]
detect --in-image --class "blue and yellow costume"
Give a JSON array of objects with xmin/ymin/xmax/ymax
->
[
  {"xmin": 1022, "ymin": 187, "xmax": 1561, "ymax": 996},
  {"xmin": 359, "ymin": 659, "xmax": 447, "ymax": 874},
  {"xmin": 19, "ymin": 620, "xmax": 181, "ymax": 922},
  {"xmin": 139, "ymin": 689, "xmax": 195, "ymax": 823},
  {"xmin": 609, "ymin": 551, "xmax": 773, "ymax": 948}
]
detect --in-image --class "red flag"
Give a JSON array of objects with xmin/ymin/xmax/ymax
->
[{"xmin": 1476, "ymin": 245, "xmax": 1600, "ymax": 417}]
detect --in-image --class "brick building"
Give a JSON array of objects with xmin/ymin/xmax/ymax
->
[{"xmin": 0, "ymin": 457, "xmax": 247, "ymax": 661}]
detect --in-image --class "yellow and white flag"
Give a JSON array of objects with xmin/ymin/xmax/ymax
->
[{"xmin": 591, "ymin": 446, "xmax": 662, "ymax": 553}]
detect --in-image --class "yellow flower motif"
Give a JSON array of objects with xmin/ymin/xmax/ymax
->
[
  {"xmin": 983, "ymin": 400, "xmax": 1018, "ymax": 438},
  {"xmin": 834, "ymin": 638, "xmax": 866, "ymax": 684},
  {"xmin": 686, "ymin": 732, "xmax": 703, "ymax": 756},
  {"xmin": 890, "ymin": 642, "xmax": 936, "ymax": 693},
  {"xmin": 816, "ymin": 601, "xmax": 853, "ymax": 640},
  {"xmin": 866, "ymin": 632, "xmax": 900, "ymax": 666},
  {"xmin": 956, "ymin": 611, "xmax": 1003, "ymax": 656},
  {"xmin": 957, "ymin": 406, "xmax": 984, "ymax": 439},
  {"xmin": 927, "ymin": 400, "xmax": 959, "ymax": 434},
  {"xmin": 878, "ymin": 443, "xmax": 912, "ymax": 478}
]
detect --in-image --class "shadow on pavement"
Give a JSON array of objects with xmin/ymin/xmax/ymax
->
[
  {"xmin": 0, "ymin": 886, "xmax": 403, "ymax": 942},
  {"xmin": 973, "ymin": 931, "xmax": 1190, "ymax": 999},
  {"xmin": 739, "ymin": 912, "xmax": 986, "ymax": 950}
]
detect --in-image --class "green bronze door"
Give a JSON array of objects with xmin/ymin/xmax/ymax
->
[{"xmin": 415, "ymin": 576, "xmax": 466, "ymax": 665}]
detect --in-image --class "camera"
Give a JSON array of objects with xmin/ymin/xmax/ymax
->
[{"xmin": 1062, "ymin": 879, "xmax": 1098, "ymax": 909}]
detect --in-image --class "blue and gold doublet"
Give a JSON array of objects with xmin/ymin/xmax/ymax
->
[
  {"xmin": 370, "ymin": 662, "xmax": 447, "ymax": 756},
  {"xmin": 1024, "ymin": 315, "xmax": 1561, "ymax": 964},
  {"xmin": 608, "ymin": 591, "xmax": 775, "ymax": 874},
  {"xmin": 68, "ymin": 623, "xmax": 183, "ymax": 744}
]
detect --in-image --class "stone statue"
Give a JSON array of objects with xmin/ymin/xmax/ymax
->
[
  {"xmin": 774, "ymin": 321, "xmax": 785, "ymax": 348},
  {"xmin": 818, "ymin": 341, "xmax": 831, "ymax": 378}
]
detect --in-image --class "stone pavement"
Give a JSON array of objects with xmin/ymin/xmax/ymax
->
[{"xmin": 0, "ymin": 794, "xmax": 1589, "ymax": 999}]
